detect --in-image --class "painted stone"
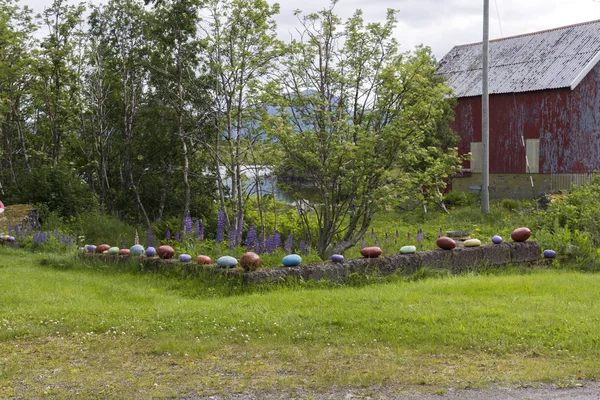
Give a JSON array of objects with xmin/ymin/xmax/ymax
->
[
  {"xmin": 96, "ymin": 244, "xmax": 111, "ymax": 253},
  {"xmin": 85, "ymin": 244, "xmax": 97, "ymax": 253},
  {"xmin": 157, "ymin": 245, "xmax": 175, "ymax": 259},
  {"xmin": 331, "ymin": 254, "xmax": 344, "ymax": 262},
  {"xmin": 437, "ymin": 237, "xmax": 456, "ymax": 250},
  {"xmin": 492, "ymin": 235, "xmax": 503, "ymax": 244},
  {"xmin": 511, "ymin": 227, "xmax": 531, "ymax": 242},
  {"xmin": 544, "ymin": 249, "xmax": 557, "ymax": 258},
  {"xmin": 2, "ymin": 235, "xmax": 8, "ymax": 240},
  {"xmin": 240, "ymin": 252, "xmax": 261, "ymax": 271},
  {"xmin": 400, "ymin": 245, "xmax": 417, "ymax": 254},
  {"xmin": 79, "ymin": 247, "xmax": 85, "ymax": 252},
  {"xmin": 360, "ymin": 246, "xmax": 382, "ymax": 258},
  {"xmin": 217, "ymin": 256, "xmax": 238, "ymax": 268},
  {"xmin": 107, "ymin": 246, "xmax": 120, "ymax": 255},
  {"xmin": 6, "ymin": 236, "xmax": 15, "ymax": 242},
  {"xmin": 197, "ymin": 255, "xmax": 212, "ymax": 264},
  {"xmin": 0, "ymin": 200, "xmax": 4, "ymax": 213},
  {"xmin": 179, "ymin": 253, "xmax": 192, "ymax": 262},
  {"xmin": 118, "ymin": 248, "xmax": 131, "ymax": 256},
  {"xmin": 463, "ymin": 239, "xmax": 481, "ymax": 247},
  {"xmin": 146, "ymin": 246, "xmax": 157, "ymax": 257},
  {"xmin": 130, "ymin": 244, "xmax": 145, "ymax": 256},
  {"xmin": 282, "ymin": 254, "xmax": 302, "ymax": 266}
]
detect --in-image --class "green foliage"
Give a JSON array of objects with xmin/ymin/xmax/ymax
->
[
  {"xmin": 66, "ymin": 209, "xmax": 138, "ymax": 247},
  {"xmin": 265, "ymin": 7, "xmax": 461, "ymax": 258},
  {"xmin": 534, "ymin": 173, "xmax": 600, "ymax": 249},
  {"xmin": 442, "ymin": 191, "xmax": 478, "ymax": 208},
  {"xmin": 9, "ymin": 165, "xmax": 97, "ymax": 218}
]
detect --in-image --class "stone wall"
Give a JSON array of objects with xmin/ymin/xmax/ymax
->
[{"xmin": 240, "ymin": 241, "xmax": 540, "ymax": 284}]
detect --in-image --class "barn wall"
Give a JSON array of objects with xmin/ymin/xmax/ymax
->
[{"xmin": 451, "ymin": 61, "xmax": 600, "ymax": 176}]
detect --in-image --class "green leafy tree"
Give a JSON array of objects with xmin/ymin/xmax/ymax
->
[{"xmin": 265, "ymin": 4, "xmax": 462, "ymax": 258}]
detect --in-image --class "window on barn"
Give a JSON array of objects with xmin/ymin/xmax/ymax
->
[
  {"xmin": 470, "ymin": 142, "xmax": 482, "ymax": 173},
  {"xmin": 526, "ymin": 139, "xmax": 540, "ymax": 173}
]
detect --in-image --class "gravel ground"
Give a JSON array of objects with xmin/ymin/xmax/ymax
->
[{"xmin": 181, "ymin": 381, "xmax": 600, "ymax": 400}]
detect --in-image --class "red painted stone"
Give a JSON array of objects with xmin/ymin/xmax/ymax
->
[
  {"xmin": 511, "ymin": 227, "xmax": 531, "ymax": 242},
  {"xmin": 437, "ymin": 236, "xmax": 457, "ymax": 250},
  {"xmin": 157, "ymin": 245, "xmax": 175, "ymax": 259},
  {"xmin": 196, "ymin": 255, "xmax": 212, "ymax": 264},
  {"xmin": 360, "ymin": 246, "xmax": 382, "ymax": 258},
  {"xmin": 96, "ymin": 244, "xmax": 111, "ymax": 253},
  {"xmin": 240, "ymin": 252, "xmax": 261, "ymax": 271},
  {"xmin": 118, "ymin": 248, "xmax": 131, "ymax": 256}
]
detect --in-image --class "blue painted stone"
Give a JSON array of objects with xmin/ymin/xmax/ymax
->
[
  {"xmin": 492, "ymin": 235, "xmax": 503, "ymax": 244},
  {"xmin": 130, "ymin": 244, "xmax": 145, "ymax": 256},
  {"xmin": 145, "ymin": 246, "xmax": 157, "ymax": 257},
  {"xmin": 400, "ymin": 245, "xmax": 416, "ymax": 254},
  {"xmin": 107, "ymin": 246, "xmax": 119, "ymax": 255},
  {"xmin": 179, "ymin": 253, "xmax": 192, "ymax": 262},
  {"xmin": 282, "ymin": 254, "xmax": 302, "ymax": 267},
  {"xmin": 544, "ymin": 249, "xmax": 557, "ymax": 258},
  {"xmin": 331, "ymin": 254, "xmax": 344, "ymax": 262},
  {"xmin": 86, "ymin": 244, "xmax": 97, "ymax": 253},
  {"xmin": 217, "ymin": 256, "xmax": 238, "ymax": 268}
]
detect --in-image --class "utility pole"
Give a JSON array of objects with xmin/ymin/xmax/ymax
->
[{"xmin": 482, "ymin": 0, "xmax": 490, "ymax": 214}]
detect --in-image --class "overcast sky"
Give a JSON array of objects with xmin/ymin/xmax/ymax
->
[{"xmin": 19, "ymin": 0, "xmax": 600, "ymax": 60}]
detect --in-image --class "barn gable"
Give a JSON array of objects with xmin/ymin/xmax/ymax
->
[{"xmin": 437, "ymin": 20, "xmax": 600, "ymax": 98}]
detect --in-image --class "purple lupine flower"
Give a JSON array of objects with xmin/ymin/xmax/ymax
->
[
  {"xmin": 194, "ymin": 218, "xmax": 201, "ymax": 239},
  {"xmin": 284, "ymin": 230, "xmax": 293, "ymax": 253},
  {"xmin": 272, "ymin": 230, "xmax": 281, "ymax": 249},
  {"xmin": 216, "ymin": 208, "xmax": 225, "ymax": 244},
  {"xmin": 245, "ymin": 223, "xmax": 257, "ymax": 250},
  {"xmin": 417, "ymin": 228, "xmax": 424, "ymax": 248},
  {"xmin": 375, "ymin": 238, "xmax": 380, "ymax": 247},
  {"xmin": 298, "ymin": 239, "xmax": 308, "ymax": 255},
  {"xmin": 166, "ymin": 229, "xmax": 171, "ymax": 240},
  {"xmin": 384, "ymin": 232, "xmax": 390, "ymax": 244},
  {"xmin": 14, "ymin": 225, "xmax": 21, "ymax": 238},
  {"xmin": 198, "ymin": 223, "xmax": 204, "ymax": 241},
  {"xmin": 175, "ymin": 230, "xmax": 180, "ymax": 241},
  {"xmin": 256, "ymin": 230, "xmax": 265, "ymax": 254},
  {"xmin": 228, "ymin": 227, "xmax": 237, "ymax": 249},
  {"xmin": 237, "ymin": 217, "xmax": 244, "ymax": 247},
  {"xmin": 184, "ymin": 214, "xmax": 193, "ymax": 236},
  {"xmin": 147, "ymin": 227, "xmax": 155, "ymax": 247},
  {"xmin": 361, "ymin": 239, "xmax": 366, "ymax": 249},
  {"xmin": 122, "ymin": 237, "xmax": 127, "ymax": 248}
]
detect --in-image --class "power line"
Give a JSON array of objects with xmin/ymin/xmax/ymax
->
[{"xmin": 494, "ymin": 0, "xmax": 504, "ymax": 37}]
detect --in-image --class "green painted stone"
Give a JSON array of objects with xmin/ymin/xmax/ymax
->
[
  {"xmin": 400, "ymin": 245, "xmax": 417, "ymax": 254},
  {"xmin": 107, "ymin": 246, "xmax": 120, "ymax": 255}
]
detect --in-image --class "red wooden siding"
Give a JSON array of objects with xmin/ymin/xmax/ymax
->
[{"xmin": 451, "ymin": 61, "xmax": 600, "ymax": 174}]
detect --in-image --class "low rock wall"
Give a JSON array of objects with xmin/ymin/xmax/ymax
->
[
  {"xmin": 241, "ymin": 241, "xmax": 541, "ymax": 284},
  {"xmin": 85, "ymin": 241, "xmax": 541, "ymax": 285}
]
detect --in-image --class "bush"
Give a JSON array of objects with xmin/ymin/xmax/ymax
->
[{"xmin": 443, "ymin": 191, "xmax": 477, "ymax": 208}]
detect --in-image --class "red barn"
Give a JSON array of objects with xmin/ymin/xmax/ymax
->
[{"xmin": 437, "ymin": 20, "xmax": 600, "ymax": 198}]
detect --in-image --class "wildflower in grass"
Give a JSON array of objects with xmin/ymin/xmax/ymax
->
[
  {"xmin": 361, "ymin": 239, "xmax": 366, "ymax": 249},
  {"xmin": 166, "ymin": 228, "xmax": 171, "ymax": 240},
  {"xmin": 184, "ymin": 214, "xmax": 193, "ymax": 236},
  {"xmin": 384, "ymin": 232, "xmax": 390, "ymax": 244},
  {"xmin": 245, "ymin": 223, "xmax": 257, "ymax": 250},
  {"xmin": 375, "ymin": 238, "xmax": 380, "ymax": 247},
  {"xmin": 417, "ymin": 228, "xmax": 424, "ymax": 248},
  {"xmin": 228, "ymin": 227, "xmax": 237, "ymax": 249},
  {"xmin": 255, "ymin": 230, "xmax": 265, "ymax": 254},
  {"xmin": 147, "ymin": 227, "xmax": 155, "ymax": 247},
  {"xmin": 216, "ymin": 208, "xmax": 225, "ymax": 244},
  {"xmin": 298, "ymin": 239, "xmax": 308, "ymax": 255},
  {"xmin": 194, "ymin": 218, "xmax": 201, "ymax": 239},
  {"xmin": 175, "ymin": 230, "xmax": 180, "ymax": 241},
  {"xmin": 284, "ymin": 230, "xmax": 293, "ymax": 253}
]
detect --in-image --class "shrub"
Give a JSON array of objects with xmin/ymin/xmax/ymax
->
[{"xmin": 443, "ymin": 191, "xmax": 477, "ymax": 208}]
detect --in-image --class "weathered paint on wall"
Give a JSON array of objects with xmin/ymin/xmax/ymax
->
[{"xmin": 452, "ymin": 60, "xmax": 600, "ymax": 175}]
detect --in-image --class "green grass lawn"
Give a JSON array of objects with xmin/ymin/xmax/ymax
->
[{"xmin": 2, "ymin": 247, "xmax": 600, "ymax": 398}]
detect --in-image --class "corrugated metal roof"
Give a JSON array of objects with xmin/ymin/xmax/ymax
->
[{"xmin": 437, "ymin": 20, "xmax": 600, "ymax": 98}]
